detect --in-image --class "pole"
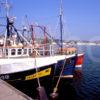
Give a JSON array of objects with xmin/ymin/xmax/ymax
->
[
  {"xmin": 60, "ymin": 0, "xmax": 63, "ymax": 54},
  {"xmin": 30, "ymin": 25, "xmax": 35, "ymax": 45},
  {"xmin": 44, "ymin": 26, "xmax": 47, "ymax": 55}
]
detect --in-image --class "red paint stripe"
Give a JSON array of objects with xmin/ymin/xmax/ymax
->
[{"xmin": 76, "ymin": 54, "xmax": 84, "ymax": 65}]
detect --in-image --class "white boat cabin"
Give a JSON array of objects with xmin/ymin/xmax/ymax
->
[
  {"xmin": 0, "ymin": 46, "xmax": 33, "ymax": 58},
  {"xmin": 0, "ymin": 44, "xmax": 77, "ymax": 58}
]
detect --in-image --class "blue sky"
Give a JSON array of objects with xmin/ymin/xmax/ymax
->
[{"xmin": 1, "ymin": 0, "xmax": 100, "ymax": 41}]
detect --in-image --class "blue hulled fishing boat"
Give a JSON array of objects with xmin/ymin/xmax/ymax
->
[{"xmin": 0, "ymin": 0, "xmax": 84, "ymax": 99}]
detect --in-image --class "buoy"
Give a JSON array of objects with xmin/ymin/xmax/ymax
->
[
  {"xmin": 50, "ymin": 87, "xmax": 58, "ymax": 99},
  {"xmin": 37, "ymin": 86, "xmax": 48, "ymax": 100}
]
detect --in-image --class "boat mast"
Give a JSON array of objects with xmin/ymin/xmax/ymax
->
[
  {"xmin": 60, "ymin": 0, "xmax": 63, "ymax": 54},
  {"xmin": 5, "ymin": 0, "xmax": 11, "ymax": 38},
  {"xmin": 5, "ymin": 0, "xmax": 10, "ymax": 17},
  {"xmin": 1, "ymin": 0, "xmax": 11, "ymax": 56}
]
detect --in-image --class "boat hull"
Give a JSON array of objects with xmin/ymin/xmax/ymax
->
[
  {"xmin": 0, "ymin": 64, "xmax": 55, "ymax": 81},
  {"xmin": 0, "ymin": 54, "xmax": 83, "ymax": 98},
  {"xmin": 54, "ymin": 56, "xmax": 77, "ymax": 78},
  {"xmin": 0, "ymin": 64, "xmax": 55, "ymax": 98},
  {"xmin": 0, "ymin": 54, "xmax": 84, "ymax": 81}
]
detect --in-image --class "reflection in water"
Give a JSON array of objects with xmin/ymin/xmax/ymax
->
[
  {"xmin": 73, "ymin": 46, "xmax": 100, "ymax": 100},
  {"xmin": 49, "ymin": 79, "xmax": 77, "ymax": 100}
]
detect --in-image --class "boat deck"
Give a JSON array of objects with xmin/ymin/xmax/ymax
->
[{"xmin": 0, "ymin": 79, "xmax": 33, "ymax": 100}]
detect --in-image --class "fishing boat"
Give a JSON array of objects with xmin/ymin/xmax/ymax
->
[{"xmin": 0, "ymin": 0, "xmax": 84, "ymax": 98}]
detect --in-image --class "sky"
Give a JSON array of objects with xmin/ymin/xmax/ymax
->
[{"xmin": 1, "ymin": 0, "xmax": 100, "ymax": 41}]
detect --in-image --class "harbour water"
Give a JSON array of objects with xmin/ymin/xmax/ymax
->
[
  {"xmin": 8, "ymin": 46, "xmax": 100, "ymax": 100},
  {"xmin": 49, "ymin": 45, "xmax": 100, "ymax": 100},
  {"xmin": 72, "ymin": 45, "xmax": 100, "ymax": 100}
]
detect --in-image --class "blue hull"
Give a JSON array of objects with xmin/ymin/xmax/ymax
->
[{"xmin": 54, "ymin": 56, "xmax": 76, "ymax": 78}]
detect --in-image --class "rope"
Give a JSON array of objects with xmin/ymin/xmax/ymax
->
[
  {"xmin": 34, "ymin": 57, "xmax": 41, "ymax": 88},
  {"xmin": 33, "ymin": 42, "xmax": 41, "ymax": 87},
  {"xmin": 34, "ymin": 45, "xmax": 48, "ymax": 100},
  {"xmin": 53, "ymin": 57, "xmax": 66, "ymax": 93},
  {"xmin": 3, "ymin": 29, "xmax": 7, "ymax": 57}
]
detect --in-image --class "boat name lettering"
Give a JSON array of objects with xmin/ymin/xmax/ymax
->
[{"xmin": 25, "ymin": 68, "xmax": 51, "ymax": 80}]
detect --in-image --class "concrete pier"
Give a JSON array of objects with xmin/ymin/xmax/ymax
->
[{"xmin": 0, "ymin": 79, "xmax": 33, "ymax": 100}]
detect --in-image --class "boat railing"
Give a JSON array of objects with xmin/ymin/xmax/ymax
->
[
  {"xmin": 35, "ymin": 44, "xmax": 56, "ymax": 56},
  {"xmin": 0, "ymin": 43, "xmax": 77, "ymax": 58},
  {"xmin": 0, "ymin": 44, "xmax": 57, "ymax": 58},
  {"xmin": 34, "ymin": 43, "xmax": 76, "ymax": 56}
]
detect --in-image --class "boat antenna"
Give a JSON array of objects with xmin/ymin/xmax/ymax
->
[
  {"xmin": 60, "ymin": 0, "xmax": 63, "ymax": 54},
  {"xmin": 5, "ymin": 0, "xmax": 10, "ymax": 17}
]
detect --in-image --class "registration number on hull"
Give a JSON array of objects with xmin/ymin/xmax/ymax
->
[{"xmin": 0, "ymin": 75, "xmax": 9, "ymax": 80}]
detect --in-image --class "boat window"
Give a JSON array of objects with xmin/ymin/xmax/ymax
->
[
  {"xmin": 18, "ymin": 49, "xmax": 22, "ymax": 55},
  {"xmin": 28, "ymin": 49, "xmax": 32, "ymax": 55},
  {"xmin": 6, "ymin": 49, "xmax": 8, "ymax": 55},
  {"xmin": 11, "ymin": 49, "xmax": 16, "ymax": 55},
  {"xmin": 0, "ymin": 49, "xmax": 3, "ymax": 56},
  {"xmin": 24, "ymin": 49, "xmax": 27, "ymax": 54}
]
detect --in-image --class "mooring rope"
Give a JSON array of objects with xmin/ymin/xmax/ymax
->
[
  {"xmin": 52, "ymin": 57, "xmax": 67, "ymax": 95},
  {"xmin": 34, "ymin": 46, "xmax": 48, "ymax": 100},
  {"xmin": 34, "ymin": 56, "xmax": 41, "ymax": 88}
]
